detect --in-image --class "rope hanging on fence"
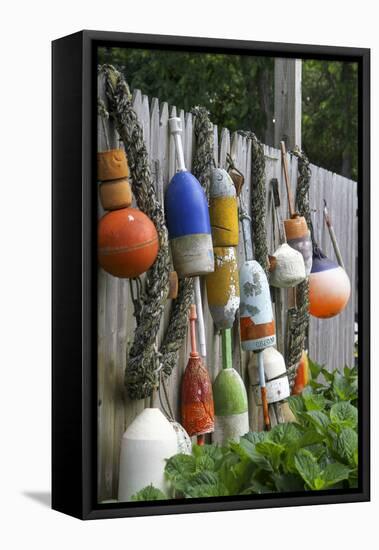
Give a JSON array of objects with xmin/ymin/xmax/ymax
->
[
  {"xmin": 100, "ymin": 64, "xmax": 170, "ymax": 399},
  {"xmin": 286, "ymin": 148, "xmax": 312, "ymax": 383},
  {"xmin": 239, "ymin": 131, "xmax": 269, "ymax": 273},
  {"xmin": 191, "ymin": 106, "xmax": 215, "ymax": 197}
]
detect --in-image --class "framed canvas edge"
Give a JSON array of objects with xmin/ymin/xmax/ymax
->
[{"xmin": 52, "ymin": 30, "xmax": 370, "ymax": 521}]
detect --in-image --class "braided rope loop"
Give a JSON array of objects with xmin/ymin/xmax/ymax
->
[
  {"xmin": 287, "ymin": 149, "xmax": 312, "ymax": 383},
  {"xmin": 100, "ymin": 65, "xmax": 170, "ymax": 399}
]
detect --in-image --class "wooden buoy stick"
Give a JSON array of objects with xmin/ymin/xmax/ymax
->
[
  {"xmin": 169, "ymin": 117, "xmax": 207, "ymax": 357},
  {"xmin": 323, "ymin": 200, "xmax": 345, "ymax": 269},
  {"xmin": 257, "ymin": 352, "xmax": 271, "ymax": 431},
  {"xmin": 194, "ymin": 277, "xmax": 207, "ymax": 357},
  {"xmin": 280, "ymin": 141, "xmax": 295, "ymax": 218}
]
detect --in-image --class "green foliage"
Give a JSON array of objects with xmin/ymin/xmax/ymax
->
[
  {"xmin": 98, "ymin": 47, "xmax": 274, "ymax": 140},
  {"xmin": 98, "ymin": 48, "xmax": 358, "ymax": 179},
  {"xmin": 131, "ymin": 484, "xmax": 167, "ymax": 501},
  {"xmin": 132, "ymin": 362, "xmax": 358, "ymax": 500},
  {"xmin": 302, "ymin": 60, "xmax": 358, "ymax": 180}
]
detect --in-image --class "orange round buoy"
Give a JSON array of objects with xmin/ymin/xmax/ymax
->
[
  {"xmin": 98, "ymin": 208, "xmax": 159, "ymax": 278},
  {"xmin": 309, "ymin": 247, "xmax": 351, "ymax": 319}
]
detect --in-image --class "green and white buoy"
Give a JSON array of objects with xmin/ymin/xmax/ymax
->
[{"xmin": 213, "ymin": 329, "xmax": 249, "ymax": 445}]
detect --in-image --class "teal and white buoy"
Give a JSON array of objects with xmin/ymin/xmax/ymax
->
[{"xmin": 213, "ymin": 329, "xmax": 249, "ymax": 445}]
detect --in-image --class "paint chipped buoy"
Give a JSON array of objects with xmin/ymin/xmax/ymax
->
[
  {"xmin": 309, "ymin": 246, "xmax": 351, "ymax": 318},
  {"xmin": 206, "ymin": 247, "xmax": 240, "ymax": 330},
  {"xmin": 165, "ymin": 118, "xmax": 214, "ymax": 278},
  {"xmin": 118, "ymin": 408, "xmax": 177, "ymax": 502},
  {"xmin": 98, "ymin": 207, "xmax": 159, "ymax": 278},
  {"xmin": 209, "ymin": 168, "xmax": 239, "ymax": 247},
  {"xmin": 97, "ymin": 149, "xmax": 132, "ymax": 211},
  {"xmin": 239, "ymin": 260, "xmax": 276, "ymax": 352},
  {"xmin": 213, "ymin": 329, "xmax": 249, "ymax": 445},
  {"xmin": 181, "ymin": 305, "xmax": 214, "ymax": 444},
  {"xmin": 269, "ymin": 244, "xmax": 306, "ymax": 288}
]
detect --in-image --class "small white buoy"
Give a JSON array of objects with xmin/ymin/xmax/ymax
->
[
  {"xmin": 248, "ymin": 347, "xmax": 287, "ymax": 384},
  {"xmin": 252, "ymin": 376, "xmax": 290, "ymax": 404},
  {"xmin": 269, "ymin": 243, "xmax": 306, "ymax": 288},
  {"xmin": 118, "ymin": 408, "xmax": 177, "ymax": 502}
]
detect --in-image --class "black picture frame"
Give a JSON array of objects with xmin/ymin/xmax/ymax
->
[{"xmin": 52, "ymin": 30, "xmax": 370, "ymax": 520}]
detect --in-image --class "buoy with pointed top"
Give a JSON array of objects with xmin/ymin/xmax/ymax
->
[
  {"xmin": 165, "ymin": 118, "xmax": 214, "ymax": 278},
  {"xmin": 181, "ymin": 305, "xmax": 214, "ymax": 444},
  {"xmin": 118, "ymin": 408, "xmax": 178, "ymax": 502},
  {"xmin": 309, "ymin": 247, "xmax": 351, "ymax": 318}
]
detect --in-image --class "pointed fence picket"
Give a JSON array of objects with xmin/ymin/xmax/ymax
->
[{"xmin": 97, "ymin": 79, "xmax": 358, "ymax": 501}]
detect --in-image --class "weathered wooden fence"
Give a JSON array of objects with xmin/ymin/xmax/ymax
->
[{"xmin": 97, "ymin": 77, "xmax": 357, "ymax": 501}]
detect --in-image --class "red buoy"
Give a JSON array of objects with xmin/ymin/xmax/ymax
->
[
  {"xmin": 181, "ymin": 305, "xmax": 214, "ymax": 443},
  {"xmin": 98, "ymin": 207, "xmax": 159, "ymax": 278}
]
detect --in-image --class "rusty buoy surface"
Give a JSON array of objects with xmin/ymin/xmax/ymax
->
[
  {"xmin": 98, "ymin": 207, "xmax": 159, "ymax": 278},
  {"xmin": 309, "ymin": 247, "xmax": 351, "ymax": 318}
]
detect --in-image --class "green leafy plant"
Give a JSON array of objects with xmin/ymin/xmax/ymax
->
[{"xmin": 131, "ymin": 361, "xmax": 358, "ymax": 500}]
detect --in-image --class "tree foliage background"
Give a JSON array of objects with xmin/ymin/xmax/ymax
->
[{"xmin": 99, "ymin": 48, "xmax": 358, "ymax": 180}]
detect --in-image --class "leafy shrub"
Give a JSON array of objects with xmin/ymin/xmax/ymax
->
[{"xmin": 131, "ymin": 361, "xmax": 358, "ymax": 501}]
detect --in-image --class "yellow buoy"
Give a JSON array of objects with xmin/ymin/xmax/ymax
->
[{"xmin": 206, "ymin": 247, "xmax": 240, "ymax": 330}]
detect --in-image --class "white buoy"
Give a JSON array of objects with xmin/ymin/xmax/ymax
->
[
  {"xmin": 118, "ymin": 408, "xmax": 178, "ymax": 502},
  {"xmin": 252, "ymin": 376, "xmax": 290, "ymax": 404},
  {"xmin": 248, "ymin": 346, "xmax": 287, "ymax": 384},
  {"xmin": 269, "ymin": 243, "xmax": 306, "ymax": 288}
]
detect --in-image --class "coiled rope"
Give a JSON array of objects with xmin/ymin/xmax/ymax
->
[
  {"xmin": 286, "ymin": 148, "xmax": 313, "ymax": 383},
  {"xmin": 239, "ymin": 131, "xmax": 269, "ymax": 272},
  {"xmin": 100, "ymin": 64, "xmax": 170, "ymax": 399}
]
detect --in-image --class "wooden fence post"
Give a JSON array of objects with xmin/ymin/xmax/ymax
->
[{"xmin": 274, "ymin": 58, "xmax": 302, "ymax": 150}]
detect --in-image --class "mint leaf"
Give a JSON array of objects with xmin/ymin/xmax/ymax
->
[
  {"xmin": 131, "ymin": 485, "xmax": 168, "ymax": 501},
  {"xmin": 294, "ymin": 449, "xmax": 321, "ymax": 489},
  {"xmin": 333, "ymin": 427, "xmax": 358, "ymax": 466},
  {"xmin": 256, "ymin": 440, "xmax": 285, "ymax": 470},
  {"xmin": 308, "ymin": 358, "xmax": 323, "ymax": 380},
  {"xmin": 321, "ymin": 462, "xmax": 351, "ymax": 488},
  {"xmin": 303, "ymin": 392, "xmax": 326, "ymax": 411},
  {"xmin": 165, "ymin": 454, "xmax": 196, "ymax": 491},
  {"xmin": 333, "ymin": 372, "xmax": 356, "ymax": 401},
  {"xmin": 330, "ymin": 402, "xmax": 358, "ymax": 429},
  {"xmin": 288, "ymin": 395, "xmax": 306, "ymax": 419},
  {"xmin": 303, "ymin": 410, "xmax": 330, "ymax": 434},
  {"xmin": 186, "ymin": 481, "xmax": 228, "ymax": 498}
]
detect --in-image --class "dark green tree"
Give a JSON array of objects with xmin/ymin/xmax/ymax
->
[{"xmin": 98, "ymin": 48, "xmax": 357, "ymax": 180}]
